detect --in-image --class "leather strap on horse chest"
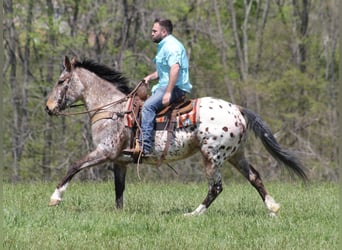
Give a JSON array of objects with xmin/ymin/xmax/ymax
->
[{"xmin": 91, "ymin": 111, "xmax": 115, "ymax": 124}]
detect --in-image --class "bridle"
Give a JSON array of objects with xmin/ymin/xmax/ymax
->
[
  {"xmin": 55, "ymin": 79, "xmax": 146, "ymax": 119},
  {"xmin": 57, "ymin": 84, "xmax": 69, "ymax": 111}
]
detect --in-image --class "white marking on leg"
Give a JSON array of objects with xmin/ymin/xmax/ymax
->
[
  {"xmin": 265, "ymin": 195, "xmax": 280, "ymax": 215},
  {"xmin": 50, "ymin": 183, "xmax": 69, "ymax": 201},
  {"xmin": 184, "ymin": 204, "xmax": 207, "ymax": 216}
]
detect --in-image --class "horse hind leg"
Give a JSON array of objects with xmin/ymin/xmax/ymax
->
[
  {"xmin": 229, "ymin": 153, "xmax": 280, "ymax": 216},
  {"xmin": 184, "ymin": 156, "xmax": 223, "ymax": 216}
]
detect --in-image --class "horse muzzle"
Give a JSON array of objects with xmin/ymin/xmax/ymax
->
[
  {"xmin": 45, "ymin": 105, "xmax": 54, "ymax": 116},
  {"xmin": 46, "ymin": 99, "xmax": 60, "ymax": 116}
]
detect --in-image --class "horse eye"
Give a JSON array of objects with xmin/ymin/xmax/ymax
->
[{"xmin": 58, "ymin": 79, "xmax": 64, "ymax": 85}]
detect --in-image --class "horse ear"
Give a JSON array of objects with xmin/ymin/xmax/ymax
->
[
  {"xmin": 71, "ymin": 56, "xmax": 78, "ymax": 66},
  {"xmin": 64, "ymin": 56, "xmax": 72, "ymax": 72}
]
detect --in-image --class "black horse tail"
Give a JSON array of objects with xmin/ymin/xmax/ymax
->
[{"xmin": 241, "ymin": 107, "xmax": 308, "ymax": 181}]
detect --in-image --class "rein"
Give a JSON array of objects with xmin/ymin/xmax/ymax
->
[
  {"xmin": 56, "ymin": 80, "xmax": 146, "ymax": 117},
  {"xmin": 69, "ymin": 103, "xmax": 85, "ymax": 108}
]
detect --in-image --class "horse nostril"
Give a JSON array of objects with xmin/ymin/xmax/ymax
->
[{"xmin": 45, "ymin": 106, "xmax": 53, "ymax": 115}]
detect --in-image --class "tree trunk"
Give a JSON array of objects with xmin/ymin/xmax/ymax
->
[
  {"xmin": 227, "ymin": 0, "xmax": 246, "ymax": 81},
  {"xmin": 253, "ymin": 0, "xmax": 270, "ymax": 114},
  {"xmin": 70, "ymin": 0, "xmax": 80, "ymax": 37},
  {"xmin": 291, "ymin": 0, "xmax": 310, "ymax": 73},
  {"xmin": 5, "ymin": 0, "xmax": 20, "ymax": 181},
  {"xmin": 241, "ymin": 0, "xmax": 254, "ymax": 80},
  {"xmin": 115, "ymin": 0, "xmax": 131, "ymax": 70},
  {"xmin": 20, "ymin": 0, "xmax": 34, "ymax": 167},
  {"xmin": 253, "ymin": 0, "xmax": 270, "ymax": 76},
  {"xmin": 213, "ymin": 0, "xmax": 235, "ymax": 103},
  {"xmin": 41, "ymin": 0, "xmax": 57, "ymax": 180}
]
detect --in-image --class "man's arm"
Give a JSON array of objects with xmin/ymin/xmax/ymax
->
[
  {"xmin": 144, "ymin": 71, "xmax": 158, "ymax": 83},
  {"xmin": 163, "ymin": 63, "xmax": 180, "ymax": 106}
]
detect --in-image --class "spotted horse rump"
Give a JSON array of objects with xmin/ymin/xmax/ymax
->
[{"xmin": 45, "ymin": 56, "xmax": 308, "ymax": 217}]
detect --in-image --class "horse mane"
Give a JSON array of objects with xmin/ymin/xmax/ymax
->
[{"xmin": 74, "ymin": 58, "xmax": 132, "ymax": 94}]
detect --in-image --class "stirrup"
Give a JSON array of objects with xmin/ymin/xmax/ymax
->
[
  {"xmin": 122, "ymin": 139, "xmax": 141, "ymax": 155},
  {"xmin": 122, "ymin": 148, "xmax": 140, "ymax": 156}
]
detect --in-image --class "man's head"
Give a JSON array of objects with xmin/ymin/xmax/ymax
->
[{"xmin": 151, "ymin": 18, "xmax": 173, "ymax": 43}]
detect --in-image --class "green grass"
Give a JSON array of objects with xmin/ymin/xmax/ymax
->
[{"xmin": 4, "ymin": 181, "xmax": 338, "ymax": 250}]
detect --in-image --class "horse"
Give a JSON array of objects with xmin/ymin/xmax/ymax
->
[{"xmin": 45, "ymin": 56, "xmax": 307, "ymax": 216}]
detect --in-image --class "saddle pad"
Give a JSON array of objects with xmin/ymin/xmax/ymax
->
[
  {"xmin": 124, "ymin": 98, "xmax": 200, "ymax": 130},
  {"xmin": 155, "ymin": 99, "xmax": 200, "ymax": 130}
]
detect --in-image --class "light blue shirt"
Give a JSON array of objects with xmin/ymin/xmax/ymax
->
[{"xmin": 151, "ymin": 35, "xmax": 192, "ymax": 94}]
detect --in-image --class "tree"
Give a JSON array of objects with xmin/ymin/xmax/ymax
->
[
  {"xmin": 291, "ymin": 0, "xmax": 310, "ymax": 73},
  {"xmin": 4, "ymin": 0, "xmax": 21, "ymax": 181}
]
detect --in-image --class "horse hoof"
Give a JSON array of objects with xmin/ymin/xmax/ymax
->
[
  {"xmin": 184, "ymin": 204, "xmax": 207, "ymax": 217},
  {"xmin": 49, "ymin": 199, "xmax": 61, "ymax": 206},
  {"xmin": 269, "ymin": 211, "xmax": 278, "ymax": 217},
  {"xmin": 265, "ymin": 195, "xmax": 280, "ymax": 214},
  {"xmin": 183, "ymin": 212, "xmax": 196, "ymax": 217},
  {"xmin": 270, "ymin": 203, "xmax": 280, "ymax": 214}
]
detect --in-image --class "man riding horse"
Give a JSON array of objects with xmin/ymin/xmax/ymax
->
[
  {"xmin": 45, "ymin": 18, "xmax": 307, "ymax": 216},
  {"xmin": 123, "ymin": 18, "xmax": 192, "ymax": 157}
]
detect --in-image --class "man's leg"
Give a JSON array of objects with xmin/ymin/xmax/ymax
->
[
  {"xmin": 140, "ymin": 87, "xmax": 165, "ymax": 154},
  {"xmin": 140, "ymin": 86, "xmax": 187, "ymax": 154}
]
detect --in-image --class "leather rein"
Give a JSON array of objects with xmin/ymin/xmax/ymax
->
[{"xmin": 55, "ymin": 80, "xmax": 146, "ymax": 123}]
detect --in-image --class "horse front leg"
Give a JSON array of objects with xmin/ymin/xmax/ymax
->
[
  {"xmin": 184, "ymin": 156, "xmax": 223, "ymax": 216},
  {"xmin": 113, "ymin": 163, "xmax": 127, "ymax": 209},
  {"xmin": 49, "ymin": 149, "xmax": 109, "ymax": 206}
]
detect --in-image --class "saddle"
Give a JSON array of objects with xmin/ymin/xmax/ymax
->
[{"xmin": 125, "ymin": 82, "xmax": 199, "ymax": 163}]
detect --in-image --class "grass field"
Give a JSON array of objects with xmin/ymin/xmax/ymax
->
[{"xmin": 4, "ymin": 180, "xmax": 338, "ymax": 250}]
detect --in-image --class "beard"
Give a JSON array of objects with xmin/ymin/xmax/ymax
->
[
  {"xmin": 152, "ymin": 37, "xmax": 162, "ymax": 43},
  {"xmin": 152, "ymin": 34, "xmax": 163, "ymax": 43}
]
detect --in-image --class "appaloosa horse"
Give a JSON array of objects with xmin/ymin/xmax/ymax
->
[{"xmin": 46, "ymin": 56, "xmax": 307, "ymax": 216}]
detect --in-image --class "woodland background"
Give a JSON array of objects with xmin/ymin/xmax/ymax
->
[{"xmin": 3, "ymin": 0, "xmax": 339, "ymax": 182}]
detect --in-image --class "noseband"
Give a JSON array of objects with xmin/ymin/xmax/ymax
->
[{"xmin": 57, "ymin": 84, "xmax": 69, "ymax": 110}]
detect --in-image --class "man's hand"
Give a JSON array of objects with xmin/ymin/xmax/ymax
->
[
  {"xmin": 144, "ymin": 71, "xmax": 158, "ymax": 84},
  {"xmin": 162, "ymin": 92, "xmax": 171, "ymax": 106}
]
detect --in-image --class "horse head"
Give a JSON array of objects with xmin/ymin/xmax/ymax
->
[{"xmin": 46, "ymin": 56, "xmax": 84, "ymax": 115}]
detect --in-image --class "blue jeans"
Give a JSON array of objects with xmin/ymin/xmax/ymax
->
[{"xmin": 140, "ymin": 86, "xmax": 186, "ymax": 154}]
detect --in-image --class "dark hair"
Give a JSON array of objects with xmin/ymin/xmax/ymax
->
[{"xmin": 154, "ymin": 18, "xmax": 173, "ymax": 34}]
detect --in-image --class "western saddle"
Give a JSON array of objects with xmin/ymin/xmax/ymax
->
[{"xmin": 126, "ymin": 81, "xmax": 194, "ymax": 164}]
